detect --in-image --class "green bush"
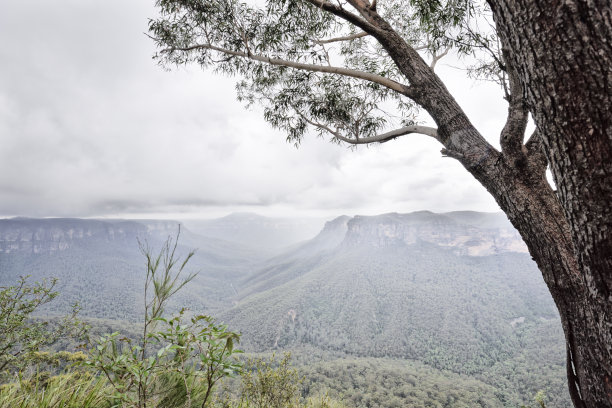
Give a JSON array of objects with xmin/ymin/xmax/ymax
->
[
  {"xmin": 0, "ymin": 276, "xmax": 85, "ymax": 382},
  {"xmin": 84, "ymin": 232, "xmax": 243, "ymax": 408},
  {"xmin": 213, "ymin": 353, "xmax": 346, "ymax": 408}
]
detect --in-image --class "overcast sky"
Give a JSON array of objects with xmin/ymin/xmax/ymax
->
[{"xmin": 0, "ymin": 0, "xmax": 511, "ymax": 220}]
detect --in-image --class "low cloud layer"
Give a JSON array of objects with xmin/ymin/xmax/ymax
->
[{"xmin": 0, "ymin": 0, "xmax": 505, "ymax": 219}]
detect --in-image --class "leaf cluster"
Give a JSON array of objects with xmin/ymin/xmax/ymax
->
[
  {"xmin": 86, "ymin": 312, "xmax": 242, "ymax": 408},
  {"xmin": 149, "ymin": 0, "xmax": 512, "ymax": 145},
  {"xmin": 150, "ymin": 0, "xmax": 420, "ymax": 145},
  {"xmin": 0, "ymin": 277, "xmax": 86, "ymax": 381},
  {"xmin": 85, "ymin": 231, "xmax": 242, "ymax": 408}
]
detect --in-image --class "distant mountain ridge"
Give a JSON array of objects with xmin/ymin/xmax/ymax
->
[
  {"xmin": 0, "ymin": 218, "xmax": 195, "ymax": 255},
  {"xmin": 226, "ymin": 212, "xmax": 555, "ymax": 358},
  {"xmin": 0, "ymin": 217, "xmax": 263, "ymax": 319},
  {"xmin": 342, "ymin": 211, "xmax": 528, "ymax": 255},
  {"xmin": 0, "ymin": 211, "xmax": 524, "ymax": 256}
]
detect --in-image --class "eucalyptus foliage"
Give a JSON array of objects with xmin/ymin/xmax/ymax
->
[{"xmin": 150, "ymin": 0, "xmax": 501, "ymax": 145}]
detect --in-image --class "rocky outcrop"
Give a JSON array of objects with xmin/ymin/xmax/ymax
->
[
  {"xmin": 0, "ymin": 218, "xmax": 177, "ymax": 254},
  {"xmin": 342, "ymin": 211, "xmax": 527, "ymax": 256}
]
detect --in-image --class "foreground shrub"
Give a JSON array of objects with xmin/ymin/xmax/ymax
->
[
  {"xmin": 85, "ymin": 232, "xmax": 242, "ymax": 408},
  {"xmin": 0, "ymin": 371, "xmax": 113, "ymax": 408}
]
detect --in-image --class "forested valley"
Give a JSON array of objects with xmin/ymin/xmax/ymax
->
[{"xmin": 0, "ymin": 212, "xmax": 570, "ymax": 407}]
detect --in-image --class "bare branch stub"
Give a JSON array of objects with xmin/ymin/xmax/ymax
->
[{"xmin": 430, "ymin": 46, "xmax": 451, "ymax": 70}]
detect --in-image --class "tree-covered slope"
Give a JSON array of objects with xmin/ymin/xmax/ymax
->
[
  {"xmin": 0, "ymin": 212, "xmax": 571, "ymax": 406},
  {"xmin": 0, "ymin": 218, "xmax": 264, "ymax": 319},
  {"xmin": 225, "ymin": 244, "xmax": 557, "ymax": 370},
  {"xmin": 219, "ymin": 211, "xmax": 569, "ymax": 406}
]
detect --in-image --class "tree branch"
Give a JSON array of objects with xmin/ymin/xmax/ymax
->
[
  {"xmin": 315, "ymin": 31, "xmax": 368, "ymax": 44},
  {"xmin": 430, "ymin": 46, "xmax": 451, "ymax": 70},
  {"xmin": 500, "ymin": 48, "xmax": 527, "ymax": 159},
  {"xmin": 336, "ymin": 125, "xmax": 438, "ymax": 144},
  {"xmin": 321, "ymin": 4, "xmax": 498, "ymax": 168},
  {"xmin": 500, "ymin": 98, "xmax": 527, "ymax": 157},
  {"xmin": 346, "ymin": 0, "xmax": 375, "ymax": 19},
  {"xmin": 293, "ymin": 108, "xmax": 437, "ymax": 144},
  {"xmin": 163, "ymin": 43, "xmax": 411, "ymax": 95},
  {"xmin": 302, "ymin": 0, "xmax": 381, "ymax": 36},
  {"xmin": 294, "ymin": 111, "xmax": 342, "ymax": 138}
]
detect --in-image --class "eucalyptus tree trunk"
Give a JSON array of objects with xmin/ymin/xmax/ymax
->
[{"xmin": 486, "ymin": 1, "xmax": 612, "ymax": 407}]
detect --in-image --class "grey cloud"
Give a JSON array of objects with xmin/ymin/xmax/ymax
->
[{"xmin": 0, "ymin": 0, "xmax": 504, "ymax": 219}]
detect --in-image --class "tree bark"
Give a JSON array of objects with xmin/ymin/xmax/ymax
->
[{"xmin": 487, "ymin": 1, "xmax": 612, "ymax": 406}]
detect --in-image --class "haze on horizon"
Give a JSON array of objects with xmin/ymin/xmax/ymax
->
[{"xmin": 0, "ymin": 0, "xmax": 511, "ymax": 220}]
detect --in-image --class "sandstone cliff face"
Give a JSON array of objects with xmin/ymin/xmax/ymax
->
[
  {"xmin": 0, "ymin": 219, "xmax": 178, "ymax": 254},
  {"xmin": 342, "ymin": 211, "xmax": 527, "ymax": 256}
]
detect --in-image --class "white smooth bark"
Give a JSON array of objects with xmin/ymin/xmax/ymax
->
[{"xmin": 165, "ymin": 43, "xmax": 410, "ymax": 95}]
